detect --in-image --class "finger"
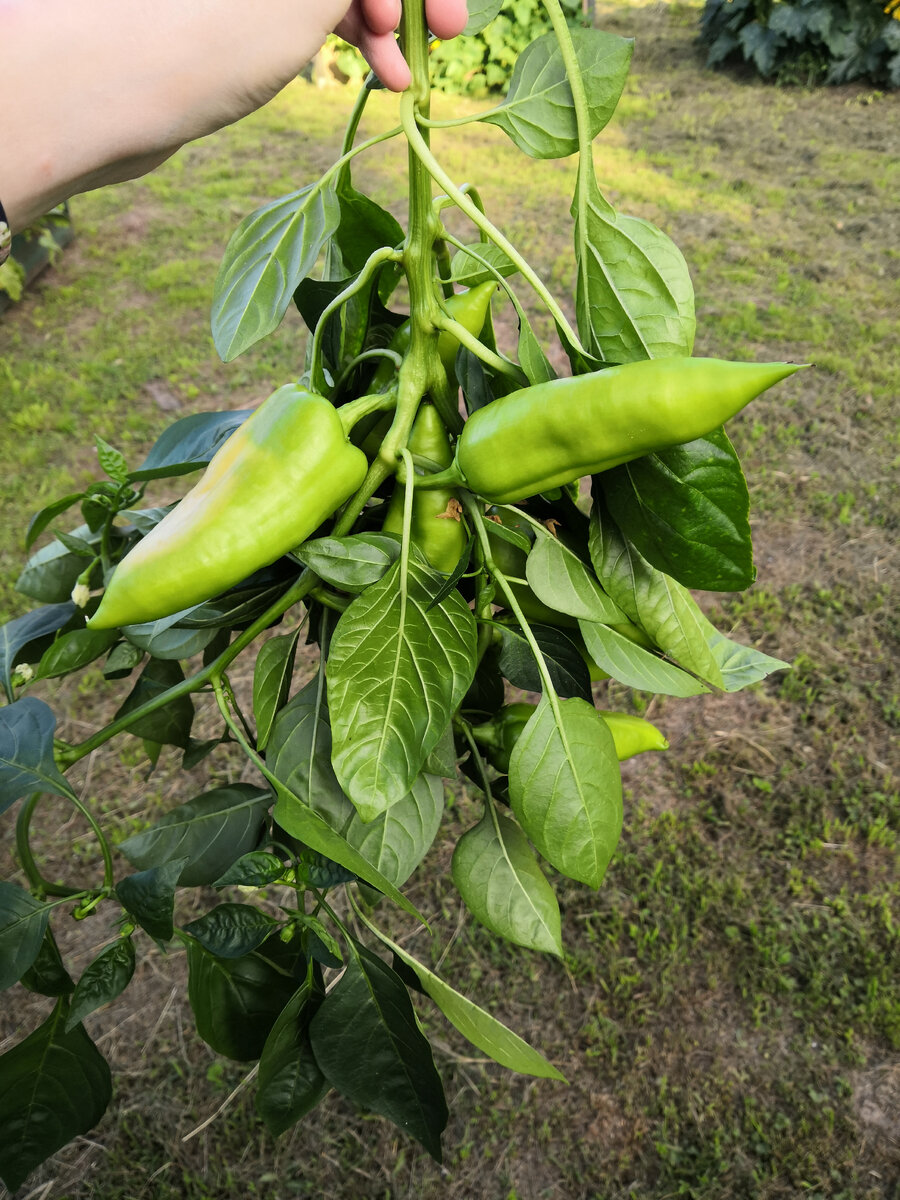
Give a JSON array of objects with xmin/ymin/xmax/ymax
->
[
  {"xmin": 356, "ymin": 28, "xmax": 412, "ymax": 91},
  {"xmin": 425, "ymin": 0, "xmax": 469, "ymax": 40},
  {"xmin": 358, "ymin": 0, "xmax": 402, "ymax": 36}
]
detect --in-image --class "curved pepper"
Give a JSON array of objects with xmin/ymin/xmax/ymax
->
[
  {"xmin": 89, "ymin": 385, "xmax": 368, "ymax": 629},
  {"xmin": 472, "ymin": 702, "xmax": 668, "ymax": 773},
  {"xmin": 382, "ymin": 403, "xmax": 466, "ymax": 573},
  {"xmin": 454, "ymin": 357, "xmax": 803, "ymax": 504}
]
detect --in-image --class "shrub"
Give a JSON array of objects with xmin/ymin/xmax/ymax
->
[{"xmin": 698, "ymin": 0, "xmax": 900, "ymax": 86}]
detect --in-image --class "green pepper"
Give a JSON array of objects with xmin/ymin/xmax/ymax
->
[
  {"xmin": 472, "ymin": 702, "xmax": 667, "ymax": 773},
  {"xmin": 88, "ymin": 385, "xmax": 368, "ymax": 629},
  {"xmin": 454, "ymin": 357, "xmax": 803, "ymax": 504},
  {"xmin": 382, "ymin": 403, "xmax": 466, "ymax": 573},
  {"xmin": 369, "ymin": 281, "xmax": 497, "ymax": 392}
]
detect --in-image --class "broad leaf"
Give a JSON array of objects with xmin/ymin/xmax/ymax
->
[
  {"xmin": 65, "ymin": 938, "xmax": 136, "ymax": 1030},
  {"xmin": 526, "ymin": 534, "xmax": 627, "ymax": 623},
  {"xmin": 132, "ymin": 410, "xmax": 252, "ymax": 481},
  {"xmin": 114, "ymin": 658, "xmax": 195, "ymax": 747},
  {"xmin": 182, "ymin": 904, "xmax": 279, "ymax": 959},
  {"xmin": 452, "ymin": 808, "xmax": 562, "ymax": 955},
  {"xmin": 26, "ymin": 493, "xmax": 86, "ymax": 550},
  {"xmin": 213, "ymin": 851, "xmax": 287, "ymax": 888},
  {"xmin": 0, "ymin": 603, "xmax": 76, "ymax": 700},
  {"xmin": 0, "ymin": 999, "xmax": 111, "ymax": 1194},
  {"xmin": 708, "ymin": 632, "xmax": 790, "ymax": 691},
  {"xmin": 16, "ymin": 527, "xmax": 100, "ymax": 603},
  {"xmin": 463, "ymin": 0, "xmax": 503, "ymax": 34},
  {"xmin": 118, "ymin": 783, "xmax": 271, "ymax": 887},
  {"xmin": 328, "ymin": 559, "xmax": 477, "ymax": 820},
  {"xmin": 116, "ymin": 858, "xmax": 187, "ymax": 942},
  {"xmin": 309, "ymin": 942, "xmax": 447, "ymax": 1160},
  {"xmin": 0, "ymin": 882, "xmax": 50, "ymax": 990},
  {"xmin": 497, "ymin": 623, "xmax": 592, "ymax": 701},
  {"xmin": 185, "ymin": 938, "xmax": 300, "ymax": 1061},
  {"xmin": 508, "ymin": 696, "xmax": 623, "ymax": 889},
  {"xmin": 483, "ymin": 31, "xmax": 633, "ymax": 160},
  {"xmin": 253, "ymin": 631, "xmax": 300, "ymax": 751},
  {"xmin": 334, "ymin": 176, "xmax": 404, "ymax": 274},
  {"xmin": 578, "ymin": 619, "xmax": 708, "ymax": 697},
  {"xmin": 36, "ymin": 627, "xmax": 119, "ymax": 680},
  {"xmin": 294, "ymin": 533, "xmax": 401, "ymax": 592},
  {"xmin": 123, "ymin": 620, "xmax": 219, "ymax": 661},
  {"xmin": 256, "ymin": 979, "xmax": 329, "ymax": 1136},
  {"xmin": 601, "ymin": 430, "xmax": 755, "ymax": 591},
  {"xmin": 0, "ymin": 698, "xmax": 75, "ymax": 817},
  {"xmin": 368, "ymin": 925, "xmax": 566, "ymax": 1081},
  {"xmin": 573, "ymin": 174, "xmax": 695, "ymax": 363},
  {"xmin": 449, "ymin": 242, "xmax": 519, "ymax": 287},
  {"xmin": 20, "ymin": 928, "xmax": 74, "ymax": 997},
  {"xmin": 212, "ymin": 182, "xmax": 341, "ymax": 360}
]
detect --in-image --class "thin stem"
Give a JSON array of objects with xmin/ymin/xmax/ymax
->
[
  {"xmin": 16, "ymin": 789, "xmax": 114, "ymax": 895},
  {"xmin": 334, "ymin": 348, "xmax": 403, "ymax": 394},
  {"xmin": 402, "ymin": 105, "xmax": 586, "ymax": 355},
  {"xmin": 309, "ymin": 247, "xmax": 401, "ymax": 389},
  {"xmin": 435, "ymin": 314, "xmax": 526, "ymax": 384},
  {"xmin": 337, "ymin": 389, "xmax": 397, "ymax": 435}
]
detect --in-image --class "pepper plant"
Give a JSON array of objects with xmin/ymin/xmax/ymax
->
[{"xmin": 0, "ymin": 0, "xmax": 801, "ymax": 1188}]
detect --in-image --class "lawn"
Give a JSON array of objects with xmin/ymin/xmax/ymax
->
[{"xmin": 0, "ymin": 2, "xmax": 898, "ymax": 1197}]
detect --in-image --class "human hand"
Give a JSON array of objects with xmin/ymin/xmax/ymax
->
[{"xmin": 336, "ymin": 0, "xmax": 469, "ymax": 91}]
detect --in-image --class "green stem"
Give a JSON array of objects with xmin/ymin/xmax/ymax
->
[
  {"xmin": 337, "ymin": 389, "xmax": 397, "ymax": 434},
  {"xmin": 335, "ymin": 349, "xmax": 403, "ymax": 394},
  {"xmin": 434, "ymin": 314, "xmax": 526, "ymax": 384},
  {"xmin": 16, "ymin": 790, "xmax": 115, "ymax": 896},
  {"xmin": 402, "ymin": 105, "xmax": 586, "ymax": 355}
]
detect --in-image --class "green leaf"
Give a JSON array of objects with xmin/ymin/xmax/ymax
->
[
  {"xmin": 65, "ymin": 937, "xmax": 136, "ymax": 1030},
  {"xmin": 588, "ymin": 503, "xmax": 724, "ymax": 687},
  {"xmin": 36, "ymin": 627, "xmax": 119, "ymax": 680},
  {"xmin": 25, "ymin": 494, "xmax": 86, "ymax": 550},
  {"xmin": 182, "ymin": 904, "xmax": 279, "ymax": 959},
  {"xmin": 118, "ymin": 783, "xmax": 271, "ymax": 887},
  {"xmin": 497, "ymin": 623, "xmax": 592, "ymax": 701},
  {"xmin": 708, "ymin": 632, "xmax": 790, "ymax": 691},
  {"xmin": 16, "ymin": 526, "xmax": 100, "ymax": 603},
  {"xmin": 328, "ymin": 559, "xmax": 477, "ymax": 820},
  {"xmin": 508, "ymin": 695, "xmax": 623, "ymax": 889},
  {"xmin": 256, "ymin": 979, "xmax": 329, "ymax": 1136},
  {"xmin": 0, "ymin": 698, "xmax": 76, "ymax": 817},
  {"xmin": 103, "ymin": 640, "xmax": 144, "ymax": 680},
  {"xmin": 423, "ymin": 719, "xmax": 457, "ymax": 778},
  {"xmin": 0, "ymin": 999, "xmax": 111, "ymax": 1194},
  {"xmin": 483, "ymin": 30, "xmax": 633, "ymax": 160},
  {"xmin": 253, "ymin": 631, "xmax": 300, "ymax": 751},
  {"xmin": 578, "ymin": 619, "xmax": 708, "ymax": 697},
  {"xmin": 0, "ymin": 603, "xmax": 76, "ymax": 701},
  {"xmin": 367, "ymin": 926, "xmax": 566, "ymax": 1081},
  {"xmin": 449, "ymin": 242, "xmax": 519, "ymax": 287},
  {"xmin": 213, "ymin": 851, "xmax": 287, "ymax": 888},
  {"xmin": 122, "ymin": 620, "xmax": 219, "ymax": 661},
  {"xmin": 20, "ymin": 928, "xmax": 74, "ymax": 997},
  {"xmin": 294, "ymin": 532, "xmax": 401, "ymax": 592},
  {"xmin": 185, "ymin": 938, "xmax": 300, "ymax": 1061},
  {"xmin": 114, "ymin": 657, "xmax": 195, "ymax": 747},
  {"xmin": 452, "ymin": 808, "xmax": 562, "ymax": 955},
  {"xmin": 573, "ymin": 174, "xmax": 696, "ymax": 363},
  {"xmin": 601, "ymin": 430, "xmax": 755, "ymax": 591},
  {"xmin": 116, "ymin": 858, "xmax": 187, "ymax": 942},
  {"xmin": 525, "ymin": 533, "xmax": 628, "ymax": 623},
  {"xmin": 308, "ymin": 942, "xmax": 447, "ymax": 1160},
  {"xmin": 132, "ymin": 410, "xmax": 251, "ymax": 481},
  {"xmin": 95, "ymin": 436, "xmax": 129, "ymax": 484},
  {"xmin": 0, "ymin": 882, "xmax": 50, "ymax": 990},
  {"xmin": 463, "ymin": 0, "xmax": 503, "ymax": 34},
  {"xmin": 334, "ymin": 177, "xmax": 404, "ymax": 274},
  {"xmin": 212, "ymin": 182, "xmax": 341, "ymax": 360}
]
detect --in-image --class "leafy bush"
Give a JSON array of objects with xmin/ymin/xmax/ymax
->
[{"xmin": 699, "ymin": 0, "xmax": 900, "ymax": 86}]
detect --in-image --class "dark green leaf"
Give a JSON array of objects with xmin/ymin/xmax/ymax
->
[
  {"xmin": 0, "ymin": 882, "xmax": 51, "ymax": 990},
  {"xmin": 423, "ymin": 719, "xmax": 457, "ymax": 778},
  {"xmin": 132, "ymin": 410, "xmax": 251, "ymax": 481},
  {"xmin": 253, "ymin": 631, "xmax": 300, "ymax": 751},
  {"xmin": 294, "ymin": 533, "xmax": 401, "ymax": 592},
  {"xmin": 0, "ymin": 697, "xmax": 75, "ymax": 817},
  {"xmin": 483, "ymin": 30, "xmax": 633, "ymax": 160},
  {"xmin": 497, "ymin": 623, "xmax": 592, "ymax": 701},
  {"xmin": 508, "ymin": 695, "xmax": 623, "ymax": 888},
  {"xmin": 102, "ymin": 640, "xmax": 144, "ymax": 680},
  {"xmin": 256, "ymin": 979, "xmax": 329, "ymax": 1135},
  {"xmin": 212, "ymin": 182, "xmax": 341, "ymax": 360},
  {"xmin": 328, "ymin": 559, "xmax": 477, "ymax": 820},
  {"xmin": 185, "ymin": 938, "xmax": 299, "ymax": 1061},
  {"xmin": 65, "ymin": 937, "xmax": 136, "ymax": 1030},
  {"xmin": 118, "ymin": 783, "xmax": 271, "ymax": 887},
  {"xmin": 0, "ymin": 999, "xmax": 111, "ymax": 1193},
  {"xmin": 213, "ymin": 851, "xmax": 287, "ymax": 888},
  {"xmin": 25, "ymin": 494, "xmax": 86, "ymax": 550},
  {"xmin": 308, "ymin": 942, "xmax": 447, "ymax": 1159},
  {"xmin": 425, "ymin": 535, "xmax": 475, "ymax": 610},
  {"xmin": 16, "ymin": 526, "xmax": 100, "ymax": 603},
  {"xmin": 294, "ymin": 915, "xmax": 342, "ymax": 969},
  {"xmin": 183, "ymin": 904, "xmax": 279, "ymax": 959},
  {"xmin": 116, "ymin": 858, "xmax": 187, "ymax": 942},
  {"xmin": 20, "ymin": 928, "xmax": 74, "ymax": 997},
  {"xmin": 601, "ymin": 429, "xmax": 755, "ymax": 591},
  {"xmin": 114, "ymin": 658, "xmax": 195, "ymax": 747},
  {"xmin": 334, "ymin": 177, "xmax": 404, "ymax": 274},
  {"xmin": 123, "ymin": 620, "xmax": 219, "ymax": 661},
  {"xmin": 452, "ymin": 808, "xmax": 562, "ymax": 955},
  {"xmin": 0, "ymin": 603, "xmax": 76, "ymax": 701},
  {"xmin": 36, "ymin": 627, "xmax": 118, "ymax": 680}
]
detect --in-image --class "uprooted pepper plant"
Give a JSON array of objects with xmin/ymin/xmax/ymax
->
[{"xmin": 0, "ymin": 0, "xmax": 805, "ymax": 1188}]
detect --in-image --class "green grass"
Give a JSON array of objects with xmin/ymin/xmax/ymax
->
[{"xmin": 1, "ymin": 3, "xmax": 899, "ymax": 1197}]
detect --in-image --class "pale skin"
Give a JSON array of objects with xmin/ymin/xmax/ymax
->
[{"xmin": 1, "ymin": 0, "xmax": 468, "ymax": 232}]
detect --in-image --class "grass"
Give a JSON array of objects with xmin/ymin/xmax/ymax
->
[{"xmin": 1, "ymin": 2, "xmax": 898, "ymax": 1197}]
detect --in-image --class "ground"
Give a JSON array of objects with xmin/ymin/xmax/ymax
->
[{"xmin": 0, "ymin": 2, "xmax": 898, "ymax": 1197}]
